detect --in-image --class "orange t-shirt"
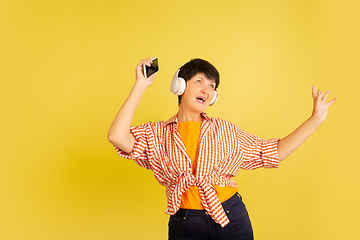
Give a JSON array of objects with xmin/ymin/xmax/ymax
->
[{"xmin": 178, "ymin": 121, "xmax": 237, "ymax": 209}]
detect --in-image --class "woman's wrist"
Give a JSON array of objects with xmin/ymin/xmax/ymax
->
[
  {"xmin": 308, "ymin": 114, "xmax": 324, "ymax": 128},
  {"xmin": 133, "ymin": 80, "xmax": 151, "ymax": 92}
]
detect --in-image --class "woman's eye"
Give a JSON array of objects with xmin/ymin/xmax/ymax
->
[
  {"xmin": 195, "ymin": 80, "xmax": 201, "ymax": 83},
  {"xmin": 209, "ymin": 84, "xmax": 215, "ymax": 89}
]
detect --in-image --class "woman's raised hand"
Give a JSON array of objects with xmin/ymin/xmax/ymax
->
[
  {"xmin": 135, "ymin": 57, "xmax": 157, "ymax": 88},
  {"xmin": 311, "ymin": 85, "xmax": 337, "ymax": 123}
]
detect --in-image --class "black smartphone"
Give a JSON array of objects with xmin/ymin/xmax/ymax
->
[{"xmin": 143, "ymin": 57, "xmax": 159, "ymax": 78}]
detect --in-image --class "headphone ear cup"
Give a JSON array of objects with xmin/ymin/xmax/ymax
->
[
  {"xmin": 177, "ymin": 77, "xmax": 186, "ymax": 95},
  {"xmin": 170, "ymin": 70, "xmax": 186, "ymax": 95},
  {"xmin": 209, "ymin": 91, "xmax": 218, "ymax": 106},
  {"xmin": 170, "ymin": 70, "xmax": 180, "ymax": 94}
]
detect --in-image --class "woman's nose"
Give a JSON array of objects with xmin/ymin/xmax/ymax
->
[{"xmin": 201, "ymin": 87, "xmax": 208, "ymax": 93}]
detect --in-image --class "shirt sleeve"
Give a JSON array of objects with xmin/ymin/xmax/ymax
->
[
  {"xmin": 114, "ymin": 123, "xmax": 152, "ymax": 170},
  {"xmin": 236, "ymin": 125, "xmax": 280, "ymax": 170}
]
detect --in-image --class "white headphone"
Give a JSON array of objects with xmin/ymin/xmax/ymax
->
[{"xmin": 170, "ymin": 69, "xmax": 218, "ymax": 106}]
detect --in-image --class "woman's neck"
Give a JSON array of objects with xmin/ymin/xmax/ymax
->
[{"xmin": 177, "ymin": 106, "xmax": 203, "ymax": 122}]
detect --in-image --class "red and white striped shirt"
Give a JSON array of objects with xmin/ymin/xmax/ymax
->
[{"xmin": 114, "ymin": 112, "xmax": 279, "ymax": 227}]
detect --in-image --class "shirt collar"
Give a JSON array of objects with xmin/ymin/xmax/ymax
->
[{"xmin": 165, "ymin": 112, "xmax": 213, "ymax": 126}]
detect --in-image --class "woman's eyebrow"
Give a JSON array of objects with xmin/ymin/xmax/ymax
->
[{"xmin": 198, "ymin": 76, "xmax": 215, "ymax": 82}]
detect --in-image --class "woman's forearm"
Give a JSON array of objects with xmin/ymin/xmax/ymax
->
[{"xmin": 277, "ymin": 116, "xmax": 323, "ymax": 161}]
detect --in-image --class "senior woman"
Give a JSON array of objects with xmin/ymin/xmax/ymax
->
[{"xmin": 108, "ymin": 57, "xmax": 336, "ymax": 240}]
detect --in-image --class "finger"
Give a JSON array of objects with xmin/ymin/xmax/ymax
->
[
  {"xmin": 314, "ymin": 91, "xmax": 323, "ymax": 106},
  {"xmin": 322, "ymin": 89, "xmax": 331, "ymax": 101},
  {"xmin": 136, "ymin": 58, "xmax": 149, "ymax": 74},
  {"xmin": 136, "ymin": 59, "xmax": 145, "ymax": 70},
  {"xmin": 327, "ymin": 97, "xmax": 337, "ymax": 107},
  {"xmin": 316, "ymin": 89, "xmax": 323, "ymax": 101},
  {"xmin": 145, "ymin": 56, "xmax": 153, "ymax": 66},
  {"xmin": 138, "ymin": 58, "xmax": 148, "ymax": 66},
  {"xmin": 144, "ymin": 59, "xmax": 151, "ymax": 67},
  {"xmin": 139, "ymin": 58, "xmax": 152, "ymax": 67},
  {"xmin": 312, "ymin": 85, "xmax": 317, "ymax": 99}
]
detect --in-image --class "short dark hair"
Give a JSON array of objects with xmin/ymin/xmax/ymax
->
[{"xmin": 177, "ymin": 58, "xmax": 220, "ymax": 105}]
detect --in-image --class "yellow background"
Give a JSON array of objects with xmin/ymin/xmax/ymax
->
[{"xmin": 1, "ymin": 0, "xmax": 359, "ymax": 239}]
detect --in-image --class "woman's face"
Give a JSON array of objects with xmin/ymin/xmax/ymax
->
[{"xmin": 180, "ymin": 73, "xmax": 216, "ymax": 114}]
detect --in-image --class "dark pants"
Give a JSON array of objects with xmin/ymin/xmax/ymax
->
[{"xmin": 168, "ymin": 193, "xmax": 254, "ymax": 240}]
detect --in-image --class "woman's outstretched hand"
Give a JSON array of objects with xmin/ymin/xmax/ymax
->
[
  {"xmin": 135, "ymin": 56, "xmax": 157, "ymax": 88},
  {"xmin": 311, "ymin": 85, "xmax": 337, "ymax": 123},
  {"xmin": 277, "ymin": 86, "xmax": 337, "ymax": 161}
]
